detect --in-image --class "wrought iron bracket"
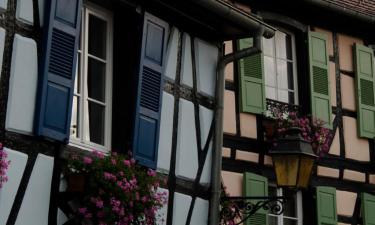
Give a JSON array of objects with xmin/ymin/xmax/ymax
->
[{"xmin": 220, "ymin": 196, "xmax": 286, "ymax": 225}]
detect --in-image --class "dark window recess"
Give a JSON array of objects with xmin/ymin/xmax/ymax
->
[{"xmin": 111, "ymin": 4, "xmax": 144, "ymax": 152}]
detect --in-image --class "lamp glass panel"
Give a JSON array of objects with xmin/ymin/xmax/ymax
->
[
  {"xmin": 273, "ymin": 155, "xmax": 299, "ymax": 187},
  {"xmin": 297, "ymin": 156, "xmax": 315, "ymax": 188}
]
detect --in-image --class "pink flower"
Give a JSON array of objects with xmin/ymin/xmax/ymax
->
[
  {"xmin": 83, "ymin": 156, "xmax": 92, "ymax": 164},
  {"xmin": 123, "ymin": 160, "xmax": 131, "ymax": 167},
  {"xmin": 97, "ymin": 211, "xmax": 105, "ymax": 218},
  {"xmin": 78, "ymin": 207, "xmax": 87, "ymax": 215},
  {"xmin": 147, "ymin": 169, "xmax": 156, "ymax": 177},
  {"xmin": 93, "ymin": 150, "xmax": 105, "ymax": 159},
  {"xmin": 96, "ymin": 200, "xmax": 104, "ymax": 208}
]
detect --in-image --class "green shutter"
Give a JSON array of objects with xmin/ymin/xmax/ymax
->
[
  {"xmin": 362, "ymin": 193, "xmax": 375, "ymax": 225},
  {"xmin": 238, "ymin": 38, "xmax": 265, "ymax": 114},
  {"xmin": 353, "ymin": 44, "xmax": 375, "ymax": 138},
  {"xmin": 316, "ymin": 186, "xmax": 337, "ymax": 225},
  {"xmin": 243, "ymin": 172, "xmax": 268, "ymax": 225},
  {"xmin": 308, "ymin": 32, "xmax": 332, "ymax": 128}
]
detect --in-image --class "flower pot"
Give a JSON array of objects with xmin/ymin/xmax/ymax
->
[
  {"xmin": 263, "ymin": 119, "xmax": 276, "ymax": 138},
  {"xmin": 67, "ymin": 173, "xmax": 87, "ymax": 192}
]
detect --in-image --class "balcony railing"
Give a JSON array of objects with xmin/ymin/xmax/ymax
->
[{"xmin": 265, "ymin": 98, "xmax": 302, "ymax": 118}]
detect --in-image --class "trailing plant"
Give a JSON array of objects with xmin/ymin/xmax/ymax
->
[
  {"xmin": 219, "ymin": 185, "xmax": 241, "ymax": 225},
  {"xmin": 271, "ymin": 110, "xmax": 332, "ymax": 157},
  {"xmin": 66, "ymin": 150, "xmax": 167, "ymax": 225},
  {"xmin": 0, "ymin": 143, "xmax": 10, "ymax": 189}
]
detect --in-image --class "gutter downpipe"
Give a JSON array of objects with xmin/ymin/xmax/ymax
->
[{"xmin": 210, "ymin": 26, "xmax": 271, "ymax": 225}]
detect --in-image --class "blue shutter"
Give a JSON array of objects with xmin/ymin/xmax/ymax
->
[
  {"xmin": 133, "ymin": 13, "xmax": 168, "ymax": 168},
  {"xmin": 35, "ymin": 0, "xmax": 82, "ymax": 142}
]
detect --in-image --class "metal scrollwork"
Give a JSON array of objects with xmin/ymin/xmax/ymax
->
[
  {"xmin": 220, "ymin": 196, "xmax": 286, "ymax": 225},
  {"xmin": 266, "ymin": 98, "xmax": 301, "ymax": 118}
]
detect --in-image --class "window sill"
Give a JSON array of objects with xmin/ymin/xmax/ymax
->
[{"xmin": 69, "ymin": 139, "xmax": 109, "ymax": 152}]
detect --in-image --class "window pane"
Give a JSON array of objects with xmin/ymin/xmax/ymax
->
[
  {"xmin": 263, "ymin": 36, "xmax": 275, "ymax": 57},
  {"xmin": 269, "ymin": 215, "xmax": 278, "ymax": 225},
  {"xmin": 276, "ymin": 31, "xmax": 287, "ymax": 59},
  {"xmin": 88, "ymin": 58, "xmax": 106, "ymax": 102},
  {"xmin": 278, "ymin": 89, "xmax": 289, "ymax": 103},
  {"xmin": 288, "ymin": 91, "xmax": 295, "ymax": 105},
  {"xmin": 88, "ymin": 101, "xmax": 105, "ymax": 145},
  {"xmin": 74, "ymin": 53, "xmax": 81, "ymax": 94},
  {"xmin": 265, "ymin": 56, "xmax": 276, "ymax": 87},
  {"xmin": 88, "ymin": 15, "xmax": 107, "ymax": 59},
  {"xmin": 283, "ymin": 189, "xmax": 297, "ymax": 217},
  {"xmin": 70, "ymin": 96, "xmax": 79, "ymax": 138},
  {"xmin": 277, "ymin": 60, "xmax": 294, "ymax": 90},
  {"xmin": 266, "ymin": 87, "xmax": 277, "ymax": 100},
  {"xmin": 287, "ymin": 62, "xmax": 294, "ymax": 90},
  {"xmin": 284, "ymin": 219, "xmax": 297, "ymax": 225},
  {"xmin": 269, "ymin": 186, "xmax": 278, "ymax": 196},
  {"xmin": 286, "ymin": 34, "xmax": 292, "ymax": 60},
  {"xmin": 277, "ymin": 59, "xmax": 287, "ymax": 89}
]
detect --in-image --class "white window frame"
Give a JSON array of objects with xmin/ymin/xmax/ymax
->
[
  {"xmin": 269, "ymin": 188, "xmax": 303, "ymax": 225},
  {"xmin": 70, "ymin": 3, "xmax": 113, "ymax": 153},
  {"xmin": 263, "ymin": 28, "xmax": 299, "ymax": 105}
]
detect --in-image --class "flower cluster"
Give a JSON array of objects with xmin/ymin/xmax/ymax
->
[
  {"xmin": 0, "ymin": 143, "xmax": 10, "ymax": 189},
  {"xmin": 219, "ymin": 186, "xmax": 241, "ymax": 225},
  {"xmin": 273, "ymin": 111, "xmax": 332, "ymax": 157},
  {"xmin": 67, "ymin": 151, "xmax": 167, "ymax": 225}
]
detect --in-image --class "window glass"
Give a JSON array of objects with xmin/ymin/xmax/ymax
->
[
  {"xmin": 88, "ymin": 58, "xmax": 106, "ymax": 102},
  {"xmin": 263, "ymin": 29, "xmax": 297, "ymax": 104},
  {"xmin": 70, "ymin": 5, "xmax": 112, "ymax": 152},
  {"xmin": 264, "ymin": 56, "xmax": 276, "ymax": 87},
  {"xmin": 263, "ymin": 36, "xmax": 275, "ymax": 57},
  {"xmin": 88, "ymin": 15, "xmax": 107, "ymax": 59},
  {"xmin": 268, "ymin": 188, "xmax": 302, "ymax": 225},
  {"xmin": 276, "ymin": 31, "xmax": 287, "ymax": 59},
  {"xmin": 88, "ymin": 102, "xmax": 105, "ymax": 145}
]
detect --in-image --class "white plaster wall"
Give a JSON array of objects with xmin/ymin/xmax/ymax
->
[
  {"xmin": 0, "ymin": 1, "xmax": 6, "ymax": 16},
  {"xmin": 16, "ymin": 0, "xmax": 34, "ymax": 24},
  {"xmin": 157, "ymin": 92, "xmax": 175, "ymax": 172},
  {"xmin": 199, "ymin": 105, "xmax": 213, "ymax": 185},
  {"xmin": 156, "ymin": 188, "xmax": 168, "ymax": 225},
  {"xmin": 176, "ymin": 99, "xmax": 198, "ymax": 180},
  {"xmin": 191, "ymin": 198, "xmax": 209, "ymax": 225},
  {"xmin": 164, "ymin": 27, "xmax": 179, "ymax": 81},
  {"xmin": 0, "ymin": 28, "xmax": 6, "ymax": 80},
  {"xmin": 15, "ymin": 154, "xmax": 54, "ymax": 225},
  {"xmin": 181, "ymin": 34, "xmax": 193, "ymax": 87},
  {"xmin": 0, "ymin": 148, "xmax": 28, "ymax": 225},
  {"xmin": 195, "ymin": 39, "xmax": 218, "ymax": 97},
  {"xmin": 172, "ymin": 192, "xmax": 192, "ymax": 225},
  {"xmin": 6, "ymin": 34, "xmax": 38, "ymax": 135},
  {"xmin": 57, "ymin": 209, "xmax": 68, "ymax": 225}
]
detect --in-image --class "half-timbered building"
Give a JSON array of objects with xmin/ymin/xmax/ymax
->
[
  {"xmin": 1, "ymin": 0, "xmax": 375, "ymax": 224},
  {"xmin": 222, "ymin": 1, "xmax": 375, "ymax": 225},
  {"xmin": 0, "ymin": 0, "xmax": 275, "ymax": 224}
]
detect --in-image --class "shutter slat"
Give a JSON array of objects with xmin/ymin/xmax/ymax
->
[
  {"xmin": 354, "ymin": 43, "xmax": 375, "ymax": 138},
  {"xmin": 316, "ymin": 186, "xmax": 337, "ymax": 225},
  {"xmin": 133, "ymin": 13, "xmax": 168, "ymax": 168},
  {"xmin": 362, "ymin": 193, "xmax": 375, "ymax": 225},
  {"xmin": 243, "ymin": 172, "xmax": 268, "ymax": 225},
  {"xmin": 35, "ymin": 0, "xmax": 82, "ymax": 142},
  {"xmin": 308, "ymin": 31, "xmax": 332, "ymax": 128},
  {"xmin": 238, "ymin": 38, "xmax": 265, "ymax": 114}
]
